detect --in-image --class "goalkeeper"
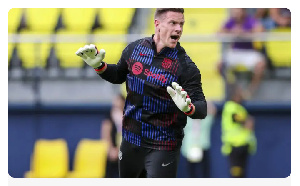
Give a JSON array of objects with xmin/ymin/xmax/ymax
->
[{"xmin": 75, "ymin": 8, "xmax": 207, "ymax": 178}]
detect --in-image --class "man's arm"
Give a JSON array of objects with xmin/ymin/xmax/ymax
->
[
  {"xmin": 180, "ymin": 59, "xmax": 207, "ymax": 119},
  {"xmin": 97, "ymin": 44, "xmax": 131, "ymax": 84},
  {"xmin": 167, "ymin": 54, "xmax": 207, "ymax": 119},
  {"xmin": 76, "ymin": 44, "xmax": 130, "ymax": 84}
]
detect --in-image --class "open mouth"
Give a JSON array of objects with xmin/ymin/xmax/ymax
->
[{"xmin": 170, "ymin": 35, "xmax": 180, "ymax": 41}]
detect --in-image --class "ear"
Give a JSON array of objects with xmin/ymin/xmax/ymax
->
[{"xmin": 154, "ymin": 19, "xmax": 160, "ymax": 29}]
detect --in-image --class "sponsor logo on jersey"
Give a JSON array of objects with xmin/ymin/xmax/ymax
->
[
  {"xmin": 132, "ymin": 62, "xmax": 143, "ymax": 75},
  {"xmin": 132, "ymin": 62, "xmax": 168, "ymax": 84},
  {"xmin": 144, "ymin": 69, "xmax": 168, "ymax": 84}
]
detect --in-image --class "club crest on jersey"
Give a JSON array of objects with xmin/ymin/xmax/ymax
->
[{"xmin": 162, "ymin": 58, "xmax": 172, "ymax": 70}]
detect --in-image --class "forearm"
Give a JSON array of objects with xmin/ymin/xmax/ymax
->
[
  {"xmin": 187, "ymin": 100, "xmax": 207, "ymax": 119},
  {"xmin": 97, "ymin": 63, "xmax": 128, "ymax": 84}
]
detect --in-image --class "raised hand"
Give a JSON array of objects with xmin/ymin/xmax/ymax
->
[
  {"xmin": 75, "ymin": 44, "xmax": 106, "ymax": 68},
  {"xmin": 167, "ymin": 82, "xmax": 192, "ymax": 113}
]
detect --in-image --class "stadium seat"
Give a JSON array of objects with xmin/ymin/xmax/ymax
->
[
  {"xmin": 144, "ymin": 8, "xmax": 156, "ymax": 34},
  {"xmin": 60, "ymin": 8, "xmax": 97, "ymax": 33},
  {"xmin": 183, "ymin": 8, "xmax": 228, "ymax": 34},
  {"xmin": 54, "ymin": 29, "xmax": 90, "ymax": 69},
  {"xmin": 24, "ymin": 8, "xmax": 61, "ymax": 33},
  {"xmin": 67, "ymin": 139, "xmax": 108, "ymax": 178},
  {"xmin": 55, "ymin": 8, "xmax": 98, "ymax": 69},
  {"xmin": 94, "ymin": 8, "xmax": 135, "ymax": 34},
  {"xmin": 24, "ymin": 138, "xmax": 69, "ymax": 178},
  {"xmin": 95, "ymin": 42, "xmax": 126, "ymax": 64},
  {"xmin": 16, "ymin": 30, "xmax": 52, "ymax": 69},
  {"xmin": 8, "ymin": 8, "xmax": 23, "ymax": 33},
  {"xmin": 8, "ymin": 43, "xmax": 15, "ymax": 66},
  {"xmin": 265, "ymin": 28, "xmax": 291, "ymax": 67},
  {"xmin": 181, "ymin": 42, "xmax": 225, "ymax": 101}
]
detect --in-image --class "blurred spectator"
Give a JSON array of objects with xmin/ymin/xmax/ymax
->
[
  {"xmin": 181, "ymin": 101, "xmax": 217, "ymax": 178},
  {"xmin": 247, "ymin": 8, "xmax": 291, "ymax": 30},
  {"xmin": 269, "ymin": 8, "xmax": 291, "ymax": 28},
  {"xmin": 247, "ymin": 8, "xmax": 275, "ymax": 30},
  {"xmin": 221, "ymin": 84, "xmax": 257, "ymax": 178},
  {"xmin": 101, "ymin": 94, "xmax": 125, "ymax": 178},
  {"xmin": 217, "ymin": 8, "xmax": 266, "ymax": 98}
]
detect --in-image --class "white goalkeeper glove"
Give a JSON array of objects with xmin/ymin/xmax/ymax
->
[
  {"xmin": 75, "ymin": 44, "xmax": 106, "ymax": 68},
  {"xmin": 167, "ymin": 82, "xmax": 195, "ymax": 115}
]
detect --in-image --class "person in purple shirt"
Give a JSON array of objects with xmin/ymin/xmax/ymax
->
[{"xmin": 218, "ymin": 8, "xmax": 266, "ymax": 98}]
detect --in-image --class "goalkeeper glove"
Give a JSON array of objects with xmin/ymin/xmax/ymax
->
[
  {"xmin": 167, "ymin": 82, "xmax": 195, "ymax": 115},
  {"xmin": 75, "ymin": 44, "xmax": 106, "ymax": 73}
]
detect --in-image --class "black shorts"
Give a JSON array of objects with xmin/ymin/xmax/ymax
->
[
  {"xmin": 228, "ymin": 145, "xmax": 249, "ymax": 178},
  {"xmin": 119, "ymin": 139, "xmax": 181, "ymax": 178}
]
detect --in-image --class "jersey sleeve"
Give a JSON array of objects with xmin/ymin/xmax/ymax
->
[
  {"xmin": 98, "ymin": 44, "xmax": 131, "ymax": 84},
  {"xmin": 180, "ymin": 54, "xmax": 207, "ymax": 119}
]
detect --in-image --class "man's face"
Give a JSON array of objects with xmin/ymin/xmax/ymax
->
[
  {"xmin": 155, "ymin": 11, "xmax": 185, "ymax": 48},
  {"xmin": 231, "ymin": 8, "xmax": 245, "ymax": 22}
]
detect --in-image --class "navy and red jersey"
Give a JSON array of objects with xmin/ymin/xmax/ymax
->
[{"xmin": 99, "ymin": 35, "xmax": 207, "ymax": 151}]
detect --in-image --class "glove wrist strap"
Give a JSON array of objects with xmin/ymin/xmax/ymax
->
[
  {"xmin": 94, "ymin": 62, "xmax": 107, "ymax": 74},
  {"xmin": 184, "ymin": 103, "xmax": 195, "ymax": 116}
]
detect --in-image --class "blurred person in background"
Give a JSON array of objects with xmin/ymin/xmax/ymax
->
[
  {"xmin": 75, "ymin": 8, "xmax": 207, "ymax": 178},
  {"xmin": 101, "ymin": 94, "xmax": 125, "ymax": 178},
  {"xmin": 247, "ymin": 8, "xmax": 275, "ymax": 31},
  {"xmin": 217, "ymin": 8, "xmax": 266, "ymax": 98},
  {"xmin": 269, "ymin": 8, "xmax": 291, "ymax": 28},
  {"xmin": 221, "ymin": 84, "xmax": 257, "ymax": 178},
  {"xmin": 181, "ymin": 101, "xmax": 217, "ymax": 178},
  {"xmin": 247, "ymin": 8, "xmax": 291, "ymax": 30}
]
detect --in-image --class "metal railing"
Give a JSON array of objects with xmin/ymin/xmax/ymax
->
[{"xmin": 8, "ymin": 32, "xmax": 291, "ymax": 43}]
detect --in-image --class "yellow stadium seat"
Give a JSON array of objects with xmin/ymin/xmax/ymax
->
[
  {"xmin": 96, "ymin": 8, "xmax": 135, "ymax": 34},
  {"xmin": 67, "ymin": 139, "xmax": 108, "ymax": 178},
  {"xmin": 60, "ymin": 8, "xmax": 97, "ymax": 33},
  {"xmin": 265, "ymin": 28, "xmax": 291, "ymax": 67},
  {"xmin": 95, "ymin": 42, "xmax": 126, "ymax": 64},
  {"xmin": 8, "ymin": 8, "xmax": 23, "ymax": 33},
  {"xmin": 24, "ymin": 8, "xmax": 61, "ymax": 33},
  {"xmin": 8, "ymin": 43, "xmax": 15, "ymax": 65},
  {"xmin": 24, "ymin": 138, "xmax": 69, "ymax": 178},
  {"xmin": 181, "ymin": 42, "xmax": 225, "ymax": 101},
  {"xmin": 183, "ymin": 8, "xmax": 228, "ymax": 34},
  {"xmin": 54, "ymin": 29, "xmax": 88, "ymax": 68},
  {"xmin": 54, "ymin": 8, "xmax": 98, "ymax": 68},
  {"xmin": 16, "ymin": 30, "xmax": 52, "ymax": 69},
  {"xmin": 144, "ymin": 8, "xmax": 156, "ymax": 34},
  {"xmin": 55, "ymin": 42, "xmax": 86, "ymax": 68}
]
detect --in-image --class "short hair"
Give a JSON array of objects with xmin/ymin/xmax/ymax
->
[
  {"xmin": 227, "ymin": 83, "xmax": 242, "ymax": 101},
  {"xmin": 154, "ymin": 8, "xmax": 184, "ymax": 19}
]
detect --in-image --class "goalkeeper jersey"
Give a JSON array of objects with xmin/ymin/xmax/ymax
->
[{"xmin": 99, "ymin": 35, "xmax": 207, "ymax": 150}]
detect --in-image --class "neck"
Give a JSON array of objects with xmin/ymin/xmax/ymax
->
[
  {"xmin": 153, "ymin": 34, "xmax": 164, "ymax": 54},
  {"xmin": 232, "ymin": 98, "xmax": 241, "ymax": 104}
]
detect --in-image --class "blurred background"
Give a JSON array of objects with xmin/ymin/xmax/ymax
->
[{"xmin": 8, "ymin": 8, "xmax": 291, "ymax": 178}]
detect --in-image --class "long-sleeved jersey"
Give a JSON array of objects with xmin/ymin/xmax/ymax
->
[{"xmin": 99, "ymin": 35, "xmax": 207, "ymax": 150}]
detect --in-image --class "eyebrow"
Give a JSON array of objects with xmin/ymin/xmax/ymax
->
[{"xmin": 169, "ymin": 19, "xmax": 185, "ymax": 24}]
